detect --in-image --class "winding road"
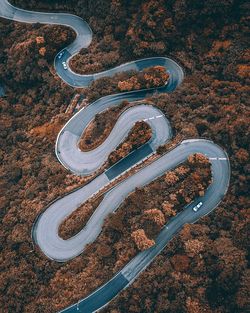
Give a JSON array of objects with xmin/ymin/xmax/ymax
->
[{"xmin": 0, "ymin": 1, "xmax": 231, "ymax": 313}]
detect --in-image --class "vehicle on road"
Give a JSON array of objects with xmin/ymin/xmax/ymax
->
[
  {"xmin": 193, "ymin": 201, "xmax": 203, "ymax": 212},
  {"xmin": 0, "ymin": 2, "xmax": 230, "ymax": 313},
  {"xmin": 62, "ymin": 61, "xmax": 68, "ymax": 70},
  {"xmin": 58, "ymin": 51, "xmax": 64, "ymax": 59}
]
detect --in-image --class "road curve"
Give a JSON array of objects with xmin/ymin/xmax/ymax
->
[
  {"xmin": 56, "ymin": 104, "xmax": 172, "ymax": 175},
  {"xmin": 0, "ymin": 1, "xmax": 230, "ymax": 313}
]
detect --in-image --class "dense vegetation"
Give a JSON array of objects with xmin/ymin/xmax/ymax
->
[{"xmin": 0, "ymin": 0, "xmax": 249, "ymax": 312}]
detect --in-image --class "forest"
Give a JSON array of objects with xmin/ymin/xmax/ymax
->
[
  {"xmin": 0, "ymin": 0, "xmax": 249, "ymax": 312},
  {"xmin": 59, "ymin": 153, "xmax": 211, "ymax": 241}
]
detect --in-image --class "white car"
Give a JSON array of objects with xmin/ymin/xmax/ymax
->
[
  {"xmin": 192, "ymin": 201, "xmax": 203, "ymax": 212},
  {"xmin": 62, "ymin": 61, "xmax": 67, "ymax": 70},
  {"xmin": 58, "ymin": 51, "xmax": 64, "ymax": 59}
]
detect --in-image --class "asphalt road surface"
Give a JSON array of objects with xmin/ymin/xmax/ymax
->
[
  {"xmin": 0, "ymin": 1, "xmax": 231, "ymax": 313},
  {"xmin": 56, "ymin": 104, "xmax": 172, "ymax": 175}
]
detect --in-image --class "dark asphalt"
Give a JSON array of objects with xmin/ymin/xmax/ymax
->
[
  {"xmin": 105, "ymin": 143, "xmax": 153, "ymax": 180},
  {"xmin": 0, "ymin": 2, "xmax": 231, "ymax": 313},
  {"xmin": 62, "ymin": 273, "xmax": 129, "ymax": 313}
]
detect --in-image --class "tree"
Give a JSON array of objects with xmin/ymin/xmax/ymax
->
[{"xmin": 131, "ymin": 229, "xmax": 155, "ymax": 251}]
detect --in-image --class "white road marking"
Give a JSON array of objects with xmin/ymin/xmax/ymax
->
[
  {"xmin": 209, "ymin": 157, "xmax": 228, "ymax": 161},
  {"xmin": 143, "ymin": 115, "xmax": 163, "ymax": 122}
]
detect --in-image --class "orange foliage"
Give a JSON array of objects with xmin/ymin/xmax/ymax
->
[
  {"xmin": 208, "ymin": 40, "xmax": 232, "ymax": 57},
  {"xmin": 237, "ymin": 64, "xmax": 250, "ymax": 78},
  {"xmin": 39, "ymin": 47, "xmax": 46, "ymax": 56},
  {"xmin": 171, "ymin": 254, "xmax": 190, "ymax": 272},
  {"xmin": 131, "ymin": 229, "xmax": 155, "ymax": 251},
  {"xmin": 142, "ymin": 208, "xmax": 165, "ymax": 227},
  {"xmin": 30, "ymin": 116, "xmax": 67, "ymax": 142},
  {"xmin": 36, "ymin": 36, "xmax": 45, "ymax": 44}
]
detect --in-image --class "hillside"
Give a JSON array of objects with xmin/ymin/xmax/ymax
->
[{"xmin": 0, "ymin": 1, "xmax": 249, "ymax": 312}]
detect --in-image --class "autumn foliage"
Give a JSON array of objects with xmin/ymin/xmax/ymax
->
[
  {"xmin": 0, "ymin": 0, "xmax": 249, "ymax": 312},
  {"xmin": 79, "ymin": 101, "xmax": 129, "ymax": 151},
  {"xmin": 131, "ymin": 229, "xmax": 155, "ymax": 251},
  {"xmin": 108, "ymin": 121, "xmax": 152, "ymax": 166},
  {"xmin": 117, "ymin": 66, "xmax": 169, "ymax": 91}
]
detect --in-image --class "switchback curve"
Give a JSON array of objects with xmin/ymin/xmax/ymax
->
[{"xmin": 0, "ymin": 1, "xmax": 230, "ymax": 313}]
